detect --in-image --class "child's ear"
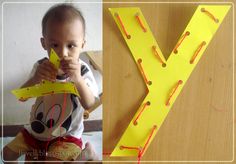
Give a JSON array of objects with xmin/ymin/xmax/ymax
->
[
  {"xmin": 40, "ymin": 37, "xmax": 46, "ymax": 50},
  {"xmin": 81, "ymin": 40, "xmax": 86, "ymax": 48}
]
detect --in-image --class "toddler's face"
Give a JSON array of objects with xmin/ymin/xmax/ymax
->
[{"xmin": 41, "ymin": 19, "xmax": 85, "ymax": 61}]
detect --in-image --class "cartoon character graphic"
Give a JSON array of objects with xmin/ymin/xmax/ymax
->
[{"xmin": 30, "ymin": 94, "xmax": 78, "ymax": 140}]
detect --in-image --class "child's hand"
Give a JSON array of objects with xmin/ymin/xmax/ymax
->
[
  {"xmin": 19, "ymin": 97, "xmax": 28, "ymax": 102},
  {"xmin": 33, "ymin": 59, "xmax": 57, "ymax": 83},
  {"xmin": 60, "ymin": 57, "xmax": 82, "ymax": 82}
]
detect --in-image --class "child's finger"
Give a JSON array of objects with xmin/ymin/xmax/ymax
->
[
  {"xmin": 61, "ymin": 59, "xmax": 80, "ymax": 68},
  {"xmin": 44, "ymin": 61, "xmax": 58, "ymax": 72},
  {"xmin": 19, "ymin": 97, "xmax": 28, "ymax": 102},
  {"xmin": 68, "ymin": 63, "xmax": 79, "ymax": 70},
  {"xmin": 40, "ymin": 62, "xmax": 57, "ymax": 76},
  {"xmin": 62, "ymin": 56, "xmax": 73, "ymax": 61},
  {"xmin": 40, "ymin": 57, "xmax": 58, "ymax": 73},
  {"xmin": 41, "ymin": 74, "xmax": 55, "ymax": 81},
  {"xmin": 38, "ymin": 67, "xmax": 56, "ymax": 79},
  {"xmin": 61, "ymin": 67, "xmax": 78, "ymax": 76},
  {"xmin": 63, "ymin": 68, "xmax": 77, "ymax": 75},
  {"xmin": 39, "ymin": 64, "xmax": 53, "ymax": 74},
  {"xmin": 38, "ymin": 69, "xmax": 56, "ymax": 81},
  {"xmin": 48, "ymin": 62, "xmax": 58, "ymax": 71},
  {"xmin": 61, "ymin": 57, "xmax": 77, "ymax": 65}
]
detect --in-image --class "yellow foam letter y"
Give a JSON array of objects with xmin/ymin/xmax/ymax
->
[{"xmin": 109, "ymin": 5, "xmax": 231, "ymax": 157}]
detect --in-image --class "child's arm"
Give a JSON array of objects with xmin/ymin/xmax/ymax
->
[
  {"xmin": 61, "ymin": 57, "xmax": 96, "ymax": 109},
  {"xmin": 74, "ymin": 76, "xmax": 96, "ymax": 109}
]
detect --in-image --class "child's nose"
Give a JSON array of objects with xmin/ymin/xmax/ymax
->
[{"xmin": 59, "ymin": 48, "xmax": 68, "ymax": 58}]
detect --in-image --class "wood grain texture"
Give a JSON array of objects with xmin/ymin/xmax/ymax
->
[{"xmin": 103, "ymin": 1, "xmax": 234, "ymax": 162}]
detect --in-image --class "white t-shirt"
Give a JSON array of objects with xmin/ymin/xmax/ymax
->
[{"xmin": 24, "ymin": 58, "xmax": 98, "ymax": 141}]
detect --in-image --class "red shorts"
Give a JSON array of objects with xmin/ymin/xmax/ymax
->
[{"xmin": 6, "ymin": 129, "xmax": 83, "ymax": 161}]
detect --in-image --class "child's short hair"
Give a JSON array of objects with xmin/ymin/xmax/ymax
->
[{"xmin": 42, "ymin": 3, "xmax": 85, "ymax": 37}]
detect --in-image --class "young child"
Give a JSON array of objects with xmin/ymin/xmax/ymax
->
[{"xmin": 2, "ymin": 4, "xmax": 99, "ymax": 162}]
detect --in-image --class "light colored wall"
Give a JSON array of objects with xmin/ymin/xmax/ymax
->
[{"xmin": 1, "ymin": 0, "xmax": 102, "ymax": 125}]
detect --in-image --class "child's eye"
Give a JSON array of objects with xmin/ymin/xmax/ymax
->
[
  {"xmin": 51, "ymin": 43, "xmax": 58, "ymax": 48},
  {"xmin": 68, "ymin": 44, "xmax": 76, "ymax": 49}
]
